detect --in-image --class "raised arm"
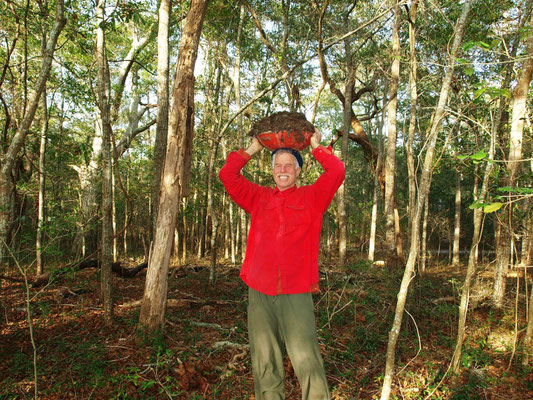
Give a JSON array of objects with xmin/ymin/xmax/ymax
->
[
  {"xmin": 219, "ymin": 138, "xmax": 265, "ymax": 214},
  {"xmin": 309, "ymin": 130, "xmax": 345, "ymax": 213}
]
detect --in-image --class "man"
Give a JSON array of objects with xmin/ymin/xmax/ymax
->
[{"xmin": 219, "ymin": 125, "xmax": 345, "ymax": 400}]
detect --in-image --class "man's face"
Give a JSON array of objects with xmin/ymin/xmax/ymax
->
[{"xmin": 273, "ymin": 152, "xmax": 301, "ymax": 191}]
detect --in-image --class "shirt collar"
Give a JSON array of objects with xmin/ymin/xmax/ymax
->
[{"xmin": 273, "ymin": 185, "xmax": 298, "ymax": 195}]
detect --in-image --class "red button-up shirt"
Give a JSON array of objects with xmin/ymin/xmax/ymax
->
[{"xmin": 219, "ymin": 145, "xmax": 345, "ymax": 296}]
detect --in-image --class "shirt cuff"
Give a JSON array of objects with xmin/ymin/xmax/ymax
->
[
  {"xmin": 237, "ymin": 148, "xmax": 252, "ymax": 161},
  {"xmin": 311, "ymin": 144, "xmax": 333, "ymax": 156}
]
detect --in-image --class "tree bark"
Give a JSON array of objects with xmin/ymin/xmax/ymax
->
[
  {"xmin": 452, "ymin": 167, "xmax": 462, "ymax": 266},
  {"xmin": 380, "ymin": 1, "xmax": 473, "ymax": 398},
  {"xmin": 138, "ymin": 0, "xmax": 208, "ymax": 333},
  {"xmin": 384, "ymin": 0, "xmax": 401, "ymax": 268},
  {"xmin": 339, "ymin": 70, "xmax": 354, "ymax": 265},
  {"xmin": 406, "ymin": 0, "xmax": 419, "ymax": 239},
  {"xmin": 152, "ymin": 0, "xmax": 172, "ymax": 239},
  {"xmin": 369, "ymin": 94, "xmax": 386, "ymax": 261},
  {"xmin": 36, "ymin": 89, "xmax": 48, "ymax": 275},
  {"xmin": 96, "ymin": 0, "xmax": 114, "ymax": 324}
]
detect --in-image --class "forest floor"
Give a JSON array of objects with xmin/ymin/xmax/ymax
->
[{"xmin": 1, "ymin": 256, "xmax": 532, "ymax": 399}]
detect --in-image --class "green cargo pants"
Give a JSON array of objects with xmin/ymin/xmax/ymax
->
[{"xmin": 247, "ymin": 287, "xmax": 330, "ymax": 400}]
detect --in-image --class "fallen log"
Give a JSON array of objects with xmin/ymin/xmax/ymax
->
[
  {"xmin": 119, "ymin": 297, "xmax": 236, "ymax": 309},
  {"xmin": 31, "ymin": 259, "xmax": 148, "ymax": 287},
  {"xmin": 119, "ymin": 298, "xmax": 201, "ymax": 309}
]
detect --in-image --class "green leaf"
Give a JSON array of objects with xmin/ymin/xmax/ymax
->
[
  {"xmin": 471, "ymin": 150, "xmax": 487, "ymax": 161},
  {"xmin": 464, "ymin": 67, "xmax": 475, "ymax": 76},
  {"xmin": 484, "ymin": 202, "xmax": 503, "ymax": 213},
  {"xmin": 488, "ymin": 88, "xmax": 511, "ymax": 99},
  {"xmin": 497, "ymin": 186, "xmax": 517, "ymax": 193},
  {"xmin": 469, "ymin": 202, "xmax": 485, "ymax": 210},
  {"xmin": 474, "ymin": 88, "xmax": 486, "ymax": 99}
]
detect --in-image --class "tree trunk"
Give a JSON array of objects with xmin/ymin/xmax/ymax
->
[
  {"xmin": 229, "ymin": 5, "xmax": 244, "ymax": 266},
  {"xmin": 406, "ymin": 0, "xmax": 419, "ymax": 239},
  {"xmin": 492, "ymin": 14, "xmax": 533, "ymax": 308},
  {"xmin": 138, "ymin": 0, "xmax": 208, "ymax": 334},
  {"xmin": 123, "ymin": 164, "xmax": 129, "ymax": 258},
  {"xmin": 96, "ymin": 0, "xmax": 114, "ymax": 324},
  {"xmin": 338, "ymin": 71, "xmax": 354, "ymax": 266},
  {"xmin": 452, "ymin": 125, "xmax": 495, "ymax": 372},
  {"xmin": 208, "ymin": 145, "xmax": 220, "ymax": 284},
  {"xmin": 452, "ymin": 168, "xmax": 462, "ymax": 266},
  {"xmin": 112, "ymin": 166, "xmax": 118, "ymax": 262},
  {"xmin": 181, "ymin": 206, "xmax": 188, "ymax": 265},
  {"xmin": 36, "ymin": 88, "xmax": 48, "ymax": 275},
  {"xmin": 0, "ymin": 0, "xmax": 66, "ymax": 266},
  {"xmin": 523, "ymin": 196, "xmax": 532, "ymax": 266},
  {"xmin": 380, "ymin": 1, "xmax": 473, "ymax": 398},
  {"xmin": 369, "ymin": 93, "xmax": 386, "ymax": 261},
  {"xmin": 384, "ymin": 0, "xmax": 401, "ymax": 268},
  {"xmin": 152, "ymin": 0, "xmax": 172, "ymax": 239},
  {"xmin": 420, "ymin": 181, "xmax": 430, "ymax": 273}
]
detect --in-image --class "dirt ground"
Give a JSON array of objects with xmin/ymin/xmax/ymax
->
[{"xmin": 1, "ymin": 258, "xmax": 532, "ymax": 399}]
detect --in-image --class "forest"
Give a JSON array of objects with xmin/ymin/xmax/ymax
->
[{"xmin": 0, "ymin": 0, "xmax": 532, "ymax": 398}]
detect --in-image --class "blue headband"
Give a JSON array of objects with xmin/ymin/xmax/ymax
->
[{"xmin": 272, "ymin": 148, "xmax": 303, "ymax": 168}]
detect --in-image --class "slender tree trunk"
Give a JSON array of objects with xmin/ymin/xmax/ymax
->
[
  {"xmin": 493, "ymin": 14, "xmax": 533, "ymax": 308},
  {"xmin": 35, "ymin": 11, "xmax": 50, "ymax": 274},
  {"xmin": 380, "ymin": 1, "xmax": 473, "ymax": 397},
  {"xmin": 36, "ymin": 88, "xmax": 48, "ymax": 275},
  {"xmin": 420, "ymin": 183, "xmax": 430, "ymax": 273},
  {"xmin": 112, "ymin": 165, "xmax": 118, "ymax": 262},
  {"xmin": 152, "ymin": 0, "xmax": 172, "ymax": 239},
  {"xmin": 523, "ymin": 195, "xmax": 532, "ymax": 266},
  {"xmin": 406, "ymin": 0, "xmax": 419, "ymax": 239},
  {"xmin": 230, "ymin": 5, "xmax": 244, "ymax": 266},
  {"xmin": 369, "ymin": 84, "xmax": 386, "ymax": 261},
  {"xmin": 452, "ymin": 168, "xmax": 462, "ymax": 266},
  {"xmin": 96, "ymin": 0, "xmax": 114, "ymax": 324},
  {"xmin": 393, "ymin": 206, "xmax": 405, "ymax": 263},
  {"xmin": 123, "ymin": 164, "xmax": 129, "ymax": 258},
  {"xmin": 208, "ymin": 144, "xmax": 220, "ymax": 284},
  {"xmin": 138, "ymin": 0, "xmax": 208, "ymax": 333},
  {"xmin": 181, "ymin": 206, "xmax": 187, "ymax": 265},
  {"xmin": 452, "ymin": 126, "xmax": 495, "ymax": 372},
  {"xmin": 338, "ymin": 71, "xmax": 354, "ymax": 265},
  {"xmin": 384, "ymin": 0, "xmax": 401, "ymax": 268},
  {"xmin": 229, "ymin": 196, "xmax": 236, "ymax": 264}
]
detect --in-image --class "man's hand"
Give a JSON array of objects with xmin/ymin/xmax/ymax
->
[
  {"xmin": 244, "ymin": 137, "xmax": 263, "ymax": 157},
  {"xmin": 310, "ymin": 129, "xmax": 322, "ymax": 150}
]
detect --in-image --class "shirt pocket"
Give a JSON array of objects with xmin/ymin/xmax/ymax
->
[
  {"xmin": 284, "ymin": 202, "xmax": 310, "ymax": 234},
  {"xmin": 256, "ymin": 199, "xmax": 278, "ymax": 236}
]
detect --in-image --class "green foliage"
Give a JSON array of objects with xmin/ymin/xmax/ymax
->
[{"xmin": 461, "ymin": 341, "xmax": 493, "ymax": 370}]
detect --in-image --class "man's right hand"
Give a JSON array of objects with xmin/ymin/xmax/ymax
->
[
  {"xmin": 310, "ymin": 129, "xmax": 322, "ymax": 150},
  {"xmin": 245, "ymin": 137, "xmax": 263, "ymax": 157}
]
